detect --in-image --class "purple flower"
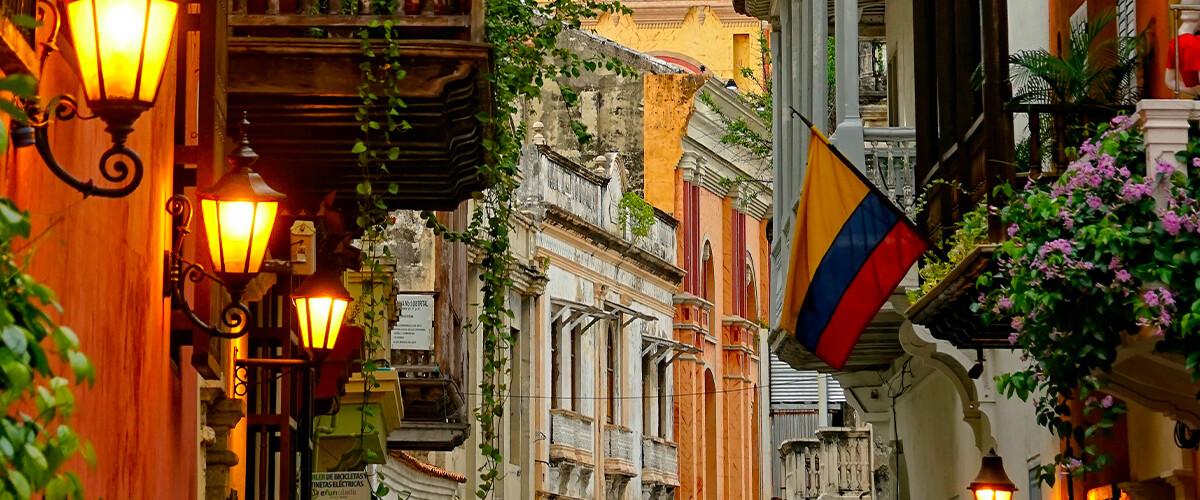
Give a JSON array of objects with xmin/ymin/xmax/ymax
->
[
  {"xmin": 1011, "ymin": 317, "xmax": 1024, "ymax": 331},
  {"xmin": 1108, "ymin": 256, "xmax": 1122, "ymax": 270},
  {"xmin": 1087, "ymin": 195, "xmax": 1103, "ymax": 210},
  {"xmin": 1115, "ymin": 269, "xmax": 1131, "ymax": 282},
  {"xmin": 1121, "ymin": 181, "xmax": 1154, "ymax": 201},
  {"xmin": 1144, "ymin": 290, "xmax": 1160, "ymax": 307},
  {"xmin": 1007, "ymin": 224, "xmax": 1019, "ymax": 237},
  {"xmin": 1161, "ymin": 288, "xmax": 1176, "ymax": 307},
  {"xmin": 1067, "ymin": 458, "xmax": 1083, "ymax": 470},
  {"xmin": 1101, "ymin": 395, "xmax": 1114, "ymax": 408},
  {"xmin": 1158, "ymin": 161, "xmax": 1178, "ymax": 178},
  {"xmin": 1039, "ymin": 239, "xmax": 1075, "ymax": 256},
  {"xmin": 997, "ymin": 297, "xmax": 1013, "ymax": 310},
  {"xmin": 1193, "ymin": 157, "xmax": 1200, "ymax": 169},
  {"xmin": 1008, "ymin": 331, "xmax": 1019, "ymax": 345},
  {"xmin": 1118, "ymin": 167, "xmax": 1131, "ymax": 178},
  {"xmin": 1162, "ymin": 211, "xmax": 1182, "ymax": 235}
]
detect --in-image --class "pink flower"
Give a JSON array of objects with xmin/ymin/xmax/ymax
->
[
  {"xmin": 997, "ymin": 297, "xmax": 1013, "ymax": 310},
  {"xmin": 1008, "ymin": 331, "xmax": 1019, "ymax": 345},
  {"xmin": 1192, "ymin": 157, "xmax": 1200, "ymax": 169},
  {"xmin": 1161, "ymin": 289, "xmax": 1176, "ymax": 307},
  {"xmin": 1108, "ymin": 257, "xmax": 1121, "ymax": 270},
  {"xmin": 1087, "ymin": 195, "xmax": 1103, "ymax": 210},
  {"xmin": 1101, "ymin": 395, "xmax": 1114, "ymax": 408},
  {"xmin": 1144, "ymin": 290, "xmax": 1160, "ymax": 307},
  {"xmin": 1115, "ymin": 269, "xmax": 1131, "ymax": 282},
  {"xmin": 1011, "ymin": 317, "xmax": 1024, "ymax": 331},
  {"xmin": 1162, "ymin": 210, "xmax": 1182, "ymax": 235},
  {"xmin": 1007, "ymin": 224, "xmax": 1019, "ymax": 237}
]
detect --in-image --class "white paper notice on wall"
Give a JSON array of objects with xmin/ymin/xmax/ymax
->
[
  {"xmin": 311, "ymin": 471, "xmax": 369, "ymax": 499},
  {"xmin": 391, "ymin": 293, "xmax": 435, "ymax": 351}
]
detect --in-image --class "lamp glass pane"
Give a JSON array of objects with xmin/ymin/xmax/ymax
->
[
  {"xmin": 974, "ymin": 490, "xmax": 995, "ymax": 500},
  {"xmin": 64, "ymin": 0, "xmax": 101, "ymax": 102},
  {"xmin": 137, "ymin": 0, "xmax": 179, "ymax": 102},
  {"xmin": 200, "ymin": 198, "xmax": 224, "ymax": 271},
  {"xmin": 324, "ymin": 298, "xmax": 348, "ymax": 351},
  {"xmin": 996, "ymin": 492, "xmax": 1012, "ymax": 500},
  {"xmin": 245, "ymin": 201, "xmax": 278, "ymax": 274}
]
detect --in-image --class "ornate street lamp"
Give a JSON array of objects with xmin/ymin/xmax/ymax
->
[
  {"xmin": 165, "ymin": 116, "xmax": 285, "ymax": 338},
  {"xmin": 292, "ymin": 268, "xmax": 353, "ymax": 357},
  {"xmin": 18, "ymin": 0, "xmax": 180, "ymax": 198},
  {"xmin": 968, "ymin": 449, "xmax": 1018, "ymax": 500}
]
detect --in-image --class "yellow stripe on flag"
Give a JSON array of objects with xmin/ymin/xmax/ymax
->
[{"xmin": 780, "ymin": 128, "xmax": 871, "ymax": 334}]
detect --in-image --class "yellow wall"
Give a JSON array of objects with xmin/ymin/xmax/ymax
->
[
  {"xmin": 589, "ymin": 4, "xmax": 767, "ymax": 93},
  {"xmin": 642, "ymin": 73, "xmax": 707, "ymax": 214}
]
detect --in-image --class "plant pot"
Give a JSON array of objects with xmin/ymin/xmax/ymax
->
[{"xmin": 904, "ymin": 245, "xmax": 1013, "ymax": 348}]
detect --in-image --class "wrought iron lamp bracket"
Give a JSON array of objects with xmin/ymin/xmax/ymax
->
[
  {"xmin": 165, "ymin": 194, "xmax": 254, "ymax": 339},
  {"xmin": 233, "ymin": 357, "xmax": 325, "ymax": 397}
]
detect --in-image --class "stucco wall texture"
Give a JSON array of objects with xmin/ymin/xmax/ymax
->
[{"xmin": 0, "ymin": 28, "xmax": 193, "ymax": 500}]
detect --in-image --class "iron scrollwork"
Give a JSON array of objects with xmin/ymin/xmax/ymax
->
[{"xmin": 165, "ymin": 194, "xmax": 253, "ymax": 339}]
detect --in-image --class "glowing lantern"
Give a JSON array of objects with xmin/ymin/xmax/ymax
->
[
  {"xmin": 292, "ymin": 269, "xmax": 353, "ymax": 354},
  {"xmin": 198, "ymin": 118, "xmax": 285, "ymax": 275},
  {"xmin": 968, "ymin": 449, "xmax": 1017, "ymax": 500},
  {"xmin": 63, "ymin": 0, "xmax": 180, "ymax": 120}
]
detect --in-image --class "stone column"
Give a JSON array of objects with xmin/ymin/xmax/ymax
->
[
  {"xmin": 830, "ymin": 0, "xmax": 866, "ymax": 171},
  {"xmin": 201, "ymin": 391, "xmax": 245, "ymax": 500},
  {"xmin": 1137, "ymin": 99, "xmax": 1193, "ymax": 206}
]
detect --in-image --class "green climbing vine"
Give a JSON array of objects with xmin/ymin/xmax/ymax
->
[
  {"xmin": 342, "ymin": 0, "xmax": 635, "ymax": 497},
  {"xmin": 0, "ymin": 63, "xmax": 95, "ymax": 500}
]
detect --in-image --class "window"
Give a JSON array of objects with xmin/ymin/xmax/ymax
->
[
  {"xmin": 745, "ymin": 254, "xmax": 758, "ymax": 322},
  {"xmin": 565, "ymin": 322, "xmax": 582, "ymax": 412},
  {"xmin": 701, "ymin": 242, "xmax": 714, "ymax": 302},
  {"xmin": 606, "ymin": 319, "xmax": 618, "ymax": 424},
  {"xmin": 658, "ymin": 362, "xmax": 669, "ymax": 437},
  {"xmin": 551, "ymin": 319, "xmax": 561, "ymax": 409}
]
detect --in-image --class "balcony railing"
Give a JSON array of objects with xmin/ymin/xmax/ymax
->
[
  {"xmin": 863, "ymin": 127, "xmax": 917, "ymax": 217},
  {"xmin": 604, "ymin": 426, "xmax": 637, "ymax": 464},
  {"xmin": 778, "ymin": 428, "xmax": 872, "ymax": 500},
  {"xmin": 641, "ymin": 437, "xmax": 679, "ymax": 478},
  {"xmin": 229, "ymin": 0, "xmax": 471, "ymax": 30},
  {"xmin": 1009, "ymin": 104, "xmax": 1134, "ymax": 176},
  {"xmin": 550, "ymin": 409, "xmax": 594, "ymax": 454}
]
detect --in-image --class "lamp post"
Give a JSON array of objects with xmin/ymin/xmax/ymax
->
[
  {"xmin": 968, "ymin": 449, "xmax": 1018, "ymax": 500},
  {"xmin": 18, "ymin": 0, "xmax": 181, "ymax": 198}
]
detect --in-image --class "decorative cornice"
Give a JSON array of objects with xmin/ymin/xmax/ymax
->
[{"xmin": 544, "ymin": 205, "xmax": 686, "ymax": 284}]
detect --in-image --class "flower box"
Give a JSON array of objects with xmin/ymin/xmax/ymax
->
[{"xmin": 904, "ymin": 244, "xmax": 1013, "ymax": 348}]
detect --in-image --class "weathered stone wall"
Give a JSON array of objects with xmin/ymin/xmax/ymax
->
[{"xmin": 518, "ymin": 30, "xmax": 684, "ymax": 194}]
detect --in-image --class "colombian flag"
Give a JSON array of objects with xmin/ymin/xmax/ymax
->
[{"xmin": 780, "ymin": 126, "xmax": 928, "ymax": 370}]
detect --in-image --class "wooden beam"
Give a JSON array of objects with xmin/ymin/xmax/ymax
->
[{"xmin": 228, "ymin": 14, "xmax": 470, "ymax": 28}]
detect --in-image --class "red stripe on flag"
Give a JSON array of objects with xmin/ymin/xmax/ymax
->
[{"xmin": 813, "ymin": 222, "xmax": 927, "ymax": 370}]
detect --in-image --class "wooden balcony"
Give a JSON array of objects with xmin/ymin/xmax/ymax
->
[{"xmin": 225, "ymin": 0, "xmax": 489, "ymax": 212}]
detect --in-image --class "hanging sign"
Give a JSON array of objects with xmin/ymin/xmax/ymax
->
[
  {"xmin": 311, "ymin": 471, "xmax": 370, "ymax": 499},
  {"xmin": 390, "ymin": 293, "xmax": 435, "ymax": 351}
]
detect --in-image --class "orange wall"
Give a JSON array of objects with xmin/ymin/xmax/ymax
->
[
  {"xmin": 0, "ymin": 27, "xmax": 193, "ymax": 500},
  {"xmin": 1047, "ymin": 0, "xmax": 1174, "ymax": 99}
]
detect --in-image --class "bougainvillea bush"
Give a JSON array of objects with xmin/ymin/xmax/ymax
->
[{"xmin": 976, "ymin": 116, "xmax": 1200, "ymax": 484}]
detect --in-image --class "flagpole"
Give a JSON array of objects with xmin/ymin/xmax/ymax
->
[{"xmin": 790, "ymin": 106, "xmax": 933, "ymax": 246}]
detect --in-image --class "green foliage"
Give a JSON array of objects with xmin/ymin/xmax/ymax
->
[
  {"xmin": 976, "ymin": 116, "xmax": 1200, "ymax": 484},
  {"xmin": 616, "ymin": 191, "xmax": 654, "ymax": 242},
  {"xmin": 0, "ymin": 199, "xmax": 94, "ymax": 500},
  {"xmin": 0, "ymin": 68, "xmax": 93, "ymax": 500},
  {"xmin": 906, "ymin": 201, "xmax": 989, "ymax": 303}
]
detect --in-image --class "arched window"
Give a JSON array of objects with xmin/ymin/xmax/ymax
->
[
  {"xmin": 745, "ymin": 253, "xmax": 758, "ymax": 322},
  {"xmin": 701, "ymin": 241, "xmax": 715, "ymax": 302}
]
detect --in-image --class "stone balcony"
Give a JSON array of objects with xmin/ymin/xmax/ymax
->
[
  {"xmin": 603, "ymin": 426, "xmax": 637, "ymax": 477},
  {"xmin": 547, "ymin": 409, "xmax": 596, "ymax": 499},
  {"xmin": 641, "ymin": 436, "xmax": 679, "ymax": 487},
  {"xmin": 778, "ymin": 427, "xmax": 873, "ymax": 500}
]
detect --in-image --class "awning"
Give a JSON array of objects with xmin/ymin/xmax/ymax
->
[{"xmin": 550, "ymin": 297, "xmax": 614, "ymax": 333}]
